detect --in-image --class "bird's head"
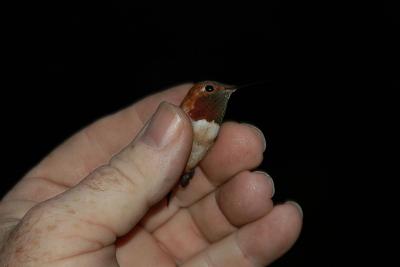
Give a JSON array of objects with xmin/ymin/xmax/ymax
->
[{"xmin": 181, "ymin": 81, "xmax": 236, "ymax": 124}]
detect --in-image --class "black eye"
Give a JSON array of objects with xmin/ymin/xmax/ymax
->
[{"xmin": 205, "ymin": 85, "xmax": 214, "ymax": 92}]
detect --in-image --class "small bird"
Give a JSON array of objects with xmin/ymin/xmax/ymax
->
[
  {"xmin": 166, "ymin": 81, "xmax": 237, "ymax": 205},
  {"xmin": 178, "ymin": 81, "xmax": 237, "ymax": 187}
]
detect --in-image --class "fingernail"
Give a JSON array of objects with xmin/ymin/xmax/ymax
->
[
  {"xmin": 255, "ymin": 171, "xmax": 275, "ymax": 197},
  {"xmin": 286, "ymin": 201, "xmax": 303, "ymax": 218},
  {"xmin": 242, "ymin": 123, "xmax": 266, "ymax": 152},
  {"xmin": 141, "ymin": 102, "xmax": 182, "ymax": 148}
]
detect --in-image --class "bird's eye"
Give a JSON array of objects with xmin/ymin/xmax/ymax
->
[{"xmin": 205, "ymin": 85, "xmax": 214, "ymax": 92}]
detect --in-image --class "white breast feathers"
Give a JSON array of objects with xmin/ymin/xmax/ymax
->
[{"xmin": 186, "ymin": 119, "xmax": 220, "ymax": 170}]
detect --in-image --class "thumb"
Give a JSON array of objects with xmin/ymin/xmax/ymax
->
[
  {"xmin": 61, "ymin": 102, "xmax": 192, "ymax": 233},
  {"xmin": 9, "ymin": 102, "xmax": 192, "ymax": 264}
]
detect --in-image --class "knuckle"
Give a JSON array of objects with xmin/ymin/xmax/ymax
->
[
  {"xmin": 0, "ymin": 203, "xmax": 50, "ymax": 265},
  {"xmin": 83, "ymin": 164, "xmax": 140, "ymax": 194}
]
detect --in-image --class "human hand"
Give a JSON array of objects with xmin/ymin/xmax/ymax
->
[{"xmin": 0, "ymin": 84, "xmax": 302, "ymax": 266}]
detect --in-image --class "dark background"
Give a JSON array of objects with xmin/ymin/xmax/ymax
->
[
  {"xmin": 386, "ymin": 1, "xmax": 400, "ymax": 88},
  {"xmin": 2, "ymin": 3, "xmax": 335, "ymax": 266}
]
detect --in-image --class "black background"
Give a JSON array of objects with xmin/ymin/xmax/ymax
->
[{"xmin": 1, "ymin": 3, "xmax": 336, "ymax": 266}]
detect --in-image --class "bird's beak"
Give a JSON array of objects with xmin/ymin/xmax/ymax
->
[
  {"xmin": 223, "ymin": 80, "xmax": 271, "ymax": 92},
  {"xmin": 224, "ymin": 85, "xmax": 238, "ymax": 92}
]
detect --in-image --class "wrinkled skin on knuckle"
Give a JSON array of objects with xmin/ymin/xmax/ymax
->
[
  {"xmin": 82, "ymin": 165, "xmax": 139, "ymax": 195},
  {"xmin": 0, "ymin": 203, "xmax": 51, "ymax": 266},
  {"xmin": 0, "ymin": 201, "xmax": 107, "ymax": 266}
]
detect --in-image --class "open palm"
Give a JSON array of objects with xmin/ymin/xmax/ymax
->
[{"xmin": 0, "ymin": 83, "xmax": 302, "ymax": 266}]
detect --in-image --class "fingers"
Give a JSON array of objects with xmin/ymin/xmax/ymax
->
[
  {"xmin": 140, "ymin": 122, "xmax": 266, "ymax": 232},
  {"xmin": 6, "ymin": 103, "xmax": 193, "ymax": 264},
  {"xmin": 214, "ymin": 171, "xmax": 274, "ymax": 227},
  {"xmin": 236, "ymin": 202, "xmax": 303, "ymax": 265},
  {"xmin": 60, "ymin": 102, "xmax": 192, "ymax": 234},
  {"xmin": 189, "ymin": 171, "xmax": 274, "ymax": 242},
  {"xmin": 3, "ymin": 83, "xmax": 193, "ymax": 203},
  {"xmin": 149, "ymin": 171, "xmax": 274, "ymax": 263},
  {"xmin": 174, "ymin": 121, "xmax": 266, "ymax": 207},
  {"xmin": 200, "ymin": 122, "xmax": 266, "ymax": 184},
  {"xmin": 116, "ymin": 227, "xmax": 176, "ymax": 267},
  {"xmin": 182, "ymin": 202, "xmax": 303, "ymax": 267}
]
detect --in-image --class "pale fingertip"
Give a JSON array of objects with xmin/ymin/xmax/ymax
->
[
  {"xmin": 254, "ymin": 171, "xmax": 275, "ymax": 197},
  {"xmin": 285, "ymin": 200, "xmax": 303, "ymax": 218},
  {"xmin": 241, "ymin": 123, "xmax": 266, "ymax": 152}
]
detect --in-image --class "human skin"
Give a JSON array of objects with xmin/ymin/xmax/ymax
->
[{"xmin": 0, "ymin": 83, "xmax": 302, "ymax": 266}]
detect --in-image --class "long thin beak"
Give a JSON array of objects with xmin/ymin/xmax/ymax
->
[
  {"xmin": 225, "ymin": 80, "xmax": 272, "ymax": 92},
  {"xmin": 225, "ymin": 86, "xmax": 238, "ymax": 92}
]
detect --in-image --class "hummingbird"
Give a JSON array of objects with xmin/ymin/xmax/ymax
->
[
  {"xmin": 179, "ymin": 81, "xmax": 237, "ymax": 187},
  {"xmin": 166, "ymin": 81, "xmax": 237, "ymax": 205},
  {"xmin": 167, "ymin": 80, "xmax": 268, "ymax": 204}
]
